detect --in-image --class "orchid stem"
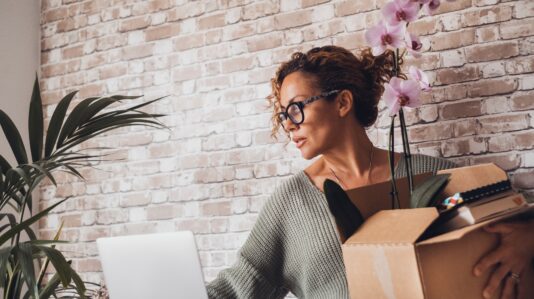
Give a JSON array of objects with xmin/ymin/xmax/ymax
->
[
  {"xmin": 399, "ymin": 109, "xmax": 414, "ymax": 195},
  {"xmin": 394, "ymin": 48, "xmax": 400, "ymax": 77},
  {"xmin": 388, "ymin": 116, "xmax": 400, "ymax": 209}
]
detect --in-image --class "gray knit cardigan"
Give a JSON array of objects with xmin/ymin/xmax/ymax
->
[{"xmin": 207, "ymin": 154, "xmax": 456, "ymax": 299}]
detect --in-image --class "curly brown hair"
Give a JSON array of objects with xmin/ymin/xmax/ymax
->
[{"xmin": 267, "ymin": 46, "xmax": 397, "ymax": 140}]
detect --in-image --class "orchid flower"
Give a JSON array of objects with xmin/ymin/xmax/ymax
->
[
  {"xmin": 408, "ymin": 66, "xmax": 431, "ymax": 91},
  {"xmin": 365, "ymin": 21, "xmax": 406, "ymax": 56},
  {"xmin": 423, "ymin": 0, "xmax": 441, "ymax": 15},
  {"xmin": 405, "ymin": 32, "xmax": 423, "ymax": 57},
  {"xmin": 383, "ymin": 77, "xmax": 421, "ymax": 116},
  {"xmin": 382, "ymin": 0, "xmax": 420, "ymax": 26}
]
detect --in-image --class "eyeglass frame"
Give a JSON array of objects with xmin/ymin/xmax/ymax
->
[{"xmin": 277, "ymin": 89, "xmax": 340, "ymax": 129}]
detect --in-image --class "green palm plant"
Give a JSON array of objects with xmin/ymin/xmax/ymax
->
[{"xmin": 0, "ymin": 76, "xmax": 165, "ymax": 298}]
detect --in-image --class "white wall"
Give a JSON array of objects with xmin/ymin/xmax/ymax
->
[
  {"xmin": 0, "ymin": 0, "xmax": 40, "ymax": 164},
  {"xmin": 0, "ymin": 0, "xmax": 40, "ymax": 237}
]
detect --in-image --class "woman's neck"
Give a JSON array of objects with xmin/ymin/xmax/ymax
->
[{"xmin": 321, "ymin": 124, "xmax": 375, "ymax": 181}]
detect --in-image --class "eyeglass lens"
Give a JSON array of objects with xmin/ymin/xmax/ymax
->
[{"xmin": 278, "ymin": 103, "xmax": 303, "ymax": 129}]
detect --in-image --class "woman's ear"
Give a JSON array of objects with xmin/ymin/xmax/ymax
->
[{"xmin": 337, "ymin": 90, "xmax": 353, "ymax": 118}]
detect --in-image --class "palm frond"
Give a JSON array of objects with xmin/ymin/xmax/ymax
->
[
  {"xmin": 0, "ymin": 110, "xmax": 28, "ymax": 165},
  {"xmin": 37, "ymin": 221, "xmax": 64, "ymax": 287},
  {"xmin": 25, "ymin": 163, "xmax": 57, "ymax": 186},
  {"xmin": 38, "ymin": 271, "xmax": 62, "ymax": 299},
  {"xmin": 36, "ymin": 246, "xmax": 72, "ymax": 288},
  {"xmin": 0, "ymin": 154, "xmax": 12, "ymax": 174},
  {"xmin": 0, "ymin": 198, "xmax": 67, "ymax": 246},
  {"xmin": 56, "ymin": 97, "xmax": 101, "ymax": 148},
  {"xmin": 44, "ymin": 91, "xmax": 78, "ymax": 158},
  {"xmin": 77, "ymin": 96, "xmax": 166, "ymax": 131},
  {"xmin": 0, "ymin": 246, "xmax": 11, "ymax": 289},
  {"xmin": 16, "ymin": 243, "xmax": 39, "ymax": 299},
  {"xmin": 29, "ymin": 76, "xmax": 44, "ymax": 162}
]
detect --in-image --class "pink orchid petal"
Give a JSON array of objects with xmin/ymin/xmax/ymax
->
[
  {"xmin": 372, "ymin": 45, "xmax": 387, "ymax": 56},
  {"xmin": 389, "ymin": 101, "xmax": 401, "ymax": 116},
  {"xmin": 408, "ymin": 66, "xmax": 431, "ymax": 91},
  {"xmin": 384, "ymin": 77, "xmax": 422, "ymax": 115},
  {"xmin": 400, "ymin": 79, "xmax": 420, "ymax": 95},
  {"xmin": 429, "ymin": 0, "xmax": 441, "ymax": 9},
  {"xmin": 365, "ymin": 23, "xmax": 387, "ymax": 47},
  {"xmin": 404, "ymin": 32, "xmax": 422, "ymax": 57},
  {"xmin": 383, "ymin": 82, "xmax": 400, "ymax": 110},
  {"xmin": 389, "ymin": 77, "xmax": 403, "ymax": 91},
  {"xmin": 387, "ymin": 24, "xmax": 406, "ymax": 47},
  {"xmin": 405, "ymin": 94, "xmax": 422, "ymax": 108},
  {"xmin": 408, "ymin": 66, "xmax": 422, "ymax": 81},
  {"xmin": 423, "ymin": 0, "xmax": 440, "ymax": 15},
  {"xmin": 407, "ymin": 33, "xmax": 422, "ymax": 50},
  {"xmin": 400, "ymin": 79, "xmax": 421, "ymax": 105},
  {"xmin": 382, "ymin": 2, "xmax": 400, "ymax": 26},
  {"xmin": 402, "ymin": 1, "xmax": 421, "ymax": 22}
]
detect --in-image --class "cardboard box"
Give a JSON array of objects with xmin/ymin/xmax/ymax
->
[{"xmin": 342, "ymin": 163, "xmax": 534, "ymax": 299}]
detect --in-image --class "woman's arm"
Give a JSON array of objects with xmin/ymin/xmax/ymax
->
[{"xmin": 206, "ymin": 192, "xmax": 290, "ymax": 299}]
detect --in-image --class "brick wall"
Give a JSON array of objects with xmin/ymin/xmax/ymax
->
[{"xmin": 39, "ymin": 0, "xmax": 533, "ymax": 287}]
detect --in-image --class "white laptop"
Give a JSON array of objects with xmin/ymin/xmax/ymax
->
[{"xmin": 97, "ymin": 231, "xmax": 209, "ymax": 299}]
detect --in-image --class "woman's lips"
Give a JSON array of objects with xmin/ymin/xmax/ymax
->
[{"xmin": 295, "ymin": 138, "xmax": 306, "ymax": 148}]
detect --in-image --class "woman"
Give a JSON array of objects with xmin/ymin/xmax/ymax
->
[{"xmin": 206, "ymin": 46, "xmax": 534, "ymax": 299}]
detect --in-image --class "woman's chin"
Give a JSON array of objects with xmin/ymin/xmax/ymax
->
[{"xmin": 299, "ymin": 147, "xmax": 318, "ymax": 160}]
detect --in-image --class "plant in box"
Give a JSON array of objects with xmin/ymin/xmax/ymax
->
[
  {"xmin": 324, "ymin": 0, "xmax": 454, "ymax": 239},
  {"xmin": 0, "ymin": 77, "xmax": 165, "ymax": 298}
]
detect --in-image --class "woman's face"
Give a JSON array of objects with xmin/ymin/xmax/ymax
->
[{"xmin": 279, "ymin": 71, "xmax": 342, "ymax": 160}]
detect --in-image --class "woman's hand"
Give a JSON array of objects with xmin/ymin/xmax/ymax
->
[{"xmin": 473, "ymin": 219, "xmax": 534, "ymax": 299}]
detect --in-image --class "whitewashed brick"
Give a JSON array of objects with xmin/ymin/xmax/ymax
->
[
  {"xmin": 280, "ymin": 0, "xmax": 301, "ymax": 12},
  {"xmin": 229, "ymin": 214, "xmax": 257, "ymax": 232},
  {"xmin": 127, "ymin": 31, "xmax": 145, "ymax": 45},
  {"xmin": 38, "ymin": 0, "xmax": 534, "ymax": 286},
  {"xmin": 154, "ymin": 40, "xmax": 173, "ymax": 54},
  {"xmin": 151, "ymin": 12, "xmax": 167, "ymax": 25},
  {"xmin": 441, "ymin": 14, "xmax": 462, "ymax": 31},
  {"xmin": 129, "ymin": 61, "xmax": 144, "ymax": 73},
  {"xmin": 311, "ymin": 5, "xmax": 335, "ymax": 22},
  {"xmin": 520, "ymin": 76, "xmax": 534, "ymax": 90},
  {"xmin": 235, "ymin": 131, "xmax": 252, "ymax": 147},
  {"xmin": 481, "ymin": 61, "xmax": 506, "ymax": 78},
  {"xmin": 226, "ymin": 7, "xmax": 241, "ymax": 24},
  {"xmin": 87, "ymin": 14, "xmax": 100, "ymax": 25},
  {"xmin": 440, "ymin": 49, "xmax": 465, "ymax": 67},
  {"xmin": 129, "ymin": 207, "xmax": 146, "ymax": 222},
  {"xmin": 153, "ymin": 72, "xmax": 170, "ymax": 85}
]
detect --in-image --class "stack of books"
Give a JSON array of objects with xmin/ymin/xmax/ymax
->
[{"xmin": 429, "ymin": 179, "xmax": 529, "ymax": 235}]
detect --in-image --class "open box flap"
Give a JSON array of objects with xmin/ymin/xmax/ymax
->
[
  {"xmin": 346, "ymin": 173, "xmax": 432, "ymax": 220},
  {"xmin": 437, "ymin": 163, "xmax": 507, "ymax": 199},
  {"xmin": 418, "ymin": 203, "xmax": 534, "ymax": 245},
  {"xmin": 344, "ymin": 208, "xmax": 439, "ymax": 245}
]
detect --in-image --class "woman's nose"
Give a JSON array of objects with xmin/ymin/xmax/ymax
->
[{"xmin": 283, "ymin": 118, "xmax": 298, "ymax": 131}]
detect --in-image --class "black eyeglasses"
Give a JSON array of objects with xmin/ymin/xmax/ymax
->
[{"xmin": 277, "ymin": 90, "xmax": 339, "ymax": 130}]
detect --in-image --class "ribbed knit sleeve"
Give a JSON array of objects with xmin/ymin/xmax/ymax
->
[{"xmin": 206, "ymin": 187, "xmax": 291, "ymax": 299}]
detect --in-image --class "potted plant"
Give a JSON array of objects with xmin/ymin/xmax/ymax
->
[
  {"xmin": 325, "ymin": 0, "xmax": 453, "ymax": 240},
  {"xmin": 0, "ymin": 77, "xmax": 165, "ymax": 298}
]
